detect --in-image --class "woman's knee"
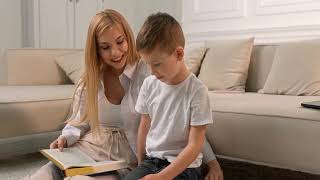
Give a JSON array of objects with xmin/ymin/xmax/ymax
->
[{"xmin": 25, "ymin": 162, "xmax": 64, "ymax": 180}]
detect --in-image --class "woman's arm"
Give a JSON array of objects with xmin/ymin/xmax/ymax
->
[
  {"xmin": 203, "ymin": 138, "xmax": 217, "ymax": 162},
  {"xmin": 202, "ymin": 138, "xmax": 224, "ymax": 180},
  {"xmin": 204, "ymin": 159, "xmax": 224, "ymax": 180},
  {"xmin": 59, "ymin": 84, "xmax": 90, "ymax": 147}
]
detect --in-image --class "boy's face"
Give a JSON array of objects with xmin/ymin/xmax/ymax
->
[{"xmin": 140, "ymin": 47, "xmax": 184, "ymax": 85}]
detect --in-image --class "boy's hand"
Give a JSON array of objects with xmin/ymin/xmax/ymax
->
[
  {"xmin": 141, "ymin": 173, "xmax": 163, "ymax": 180},
  {"xmin": 205, "ymin": 159, "xmax": 224, "ymax": 180},
  {"xmin": 49, "ymin": 136, "xmax": 67, "ymax": 152}
]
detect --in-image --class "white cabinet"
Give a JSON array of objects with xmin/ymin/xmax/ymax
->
[{"xmin": 34, "ymin": 0, "xmax": 103, "ymax": 49}]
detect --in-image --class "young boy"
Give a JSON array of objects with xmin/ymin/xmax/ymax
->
[{"xmin": 124, "ymin": 12, "xmax": 213, "ymax": 180}]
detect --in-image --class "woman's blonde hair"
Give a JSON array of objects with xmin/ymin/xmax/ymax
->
[{"xmin": 67, "ymin": 9, "xmax": 138, "ymax": 136}]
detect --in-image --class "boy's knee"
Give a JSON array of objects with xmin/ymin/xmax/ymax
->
[{"xmin": 123, "ymin": 169, "xmax": 143, "ymax": 180}]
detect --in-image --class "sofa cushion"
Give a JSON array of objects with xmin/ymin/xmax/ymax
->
[
  {"xmin": 0, "ymin": 85, "xmax": 76, "ymax": 138},
  {"xmin": 207, "ymin": 92, "xmax": 320, "ymax": 174},
  {"xmin": 184, "ymin": 43, "xmax": 207, "ymax": 76},
  {"xmin": 6, "ymin": 49, "xmax": 81, "ymax": 85},
  {"xmin": 0, "ymin": 85, "xmax": 76, "ymax": 103},
  {"xmin": 209, "ymin": 92, "xmax": 320, "ymax": 121},
  {"xmin": 199, "ymin": 38, "xmax": 254, "ymax": 93},
  {"xmin": 259, "ymin": 40, "xmax": 320, "ymax": 96},
  {"xmin": 55, "ymin": 51, "xmax": 85, "ymax": 84},
  {"xmin": 245, "ymin": 45, "xmax": 276, "ymax": 92}
]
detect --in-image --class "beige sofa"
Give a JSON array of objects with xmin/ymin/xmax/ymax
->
[
  {"xmin": 0, "ymin": 49, "xmax": 80, "ymax": 156},
  {"xmin": 0, "ymin": 45, "xmax": 319, "ymax": 175},
  {"xmin": 206, "ymin": 44, "xmax": 320, "ymax": 175}
]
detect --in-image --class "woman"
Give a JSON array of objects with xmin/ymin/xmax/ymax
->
[{"xmin": 26, "ymin": 9, "xmax": 223, "ymax": 180}]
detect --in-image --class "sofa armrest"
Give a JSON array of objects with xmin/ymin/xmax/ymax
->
[
  {"xmin": 0, "ymin": 48, "xmax": 8, "ymax": 85},
  {"xmin": 5, "ymin": 49, "xmax": 82, "ymax": 85}
]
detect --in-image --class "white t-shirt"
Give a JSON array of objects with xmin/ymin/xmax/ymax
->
[{"xmin": 135, "ymin": 73, "xmax": 213, "ymax": 168}]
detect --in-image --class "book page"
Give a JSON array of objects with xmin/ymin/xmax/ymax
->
[{"xmin": 41, "ymin": 147, "xmax": 96, "ymax": 169}]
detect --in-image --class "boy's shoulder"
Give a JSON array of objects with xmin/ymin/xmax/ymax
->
[{"xmin": 189, "ymin": 74, "xmax": 208, "ymax": 91}]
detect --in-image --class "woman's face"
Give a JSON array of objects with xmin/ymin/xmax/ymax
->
[{"xmin": 97, "ymin": 25, "xmax": 128, "ymax": 70}]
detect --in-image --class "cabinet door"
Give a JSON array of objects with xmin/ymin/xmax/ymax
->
[
  {"xmin": 74, "ymin": 0, "xmax": 103, "ymax": 49},
  {"xmin": 34, "ymin": 0, "xmax": 73, "ymax": 48}
]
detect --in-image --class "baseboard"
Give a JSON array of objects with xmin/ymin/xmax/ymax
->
[{"xmin": 0, "ymin": 131, "xmax": 61, "ymax": 157}]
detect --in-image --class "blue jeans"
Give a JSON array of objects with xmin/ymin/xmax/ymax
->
[{"xmin": 124, "ymin": 157, "xmax": 201, "ymax": 180}]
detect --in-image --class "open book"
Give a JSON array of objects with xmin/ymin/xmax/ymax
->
[{"xmin": 40, "ymin": 147, "xmax": 128, "ymax": 177}]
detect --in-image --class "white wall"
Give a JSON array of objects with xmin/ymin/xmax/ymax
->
[
  {"xmin": 131, "ymin": 0, "xmax": 182, "ymax": 35},
  {"xmin": 182, "ymin": 0, "xmax": 320, "ymax": 44},
  {"xmin": 21, "ymin": 0, "xmax": 34, "ymax": 48},
  {"xmin": 102, "ymin": 0, "xmax": 136, "ymax": 33},
  {"xmin": 30, "ymin": 0, "xmax": 181, "ymax": 48},
  {"xmin": 0, "ymin": 0, "xmax": 22, "ymax": 49},
  {"xmin": 104, "ymin": 0, "xmax": 182, "ymax": 36},
  {"xmin": 0, "ymin": 0, "xmax": 181, "ymax": 49},
  {"xmin": 5, "ymin": 1, "xmax": 320, "ymax": 49}
]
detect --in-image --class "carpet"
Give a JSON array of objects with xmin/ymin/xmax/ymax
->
[
  {"xmin": 218, "ymin": 158, "xmax": 320, "ymax": 180},
  {"xmin": 0, "ymin": 153, "xmax": 48, "ymax": 180},
  {"xmin": 0, "ymin": 153, "xmax": 319, "ymax": 180}
]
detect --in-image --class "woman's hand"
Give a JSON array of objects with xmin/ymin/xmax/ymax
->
[
  {"xmin": 49, "ymin": 136, "xmax": 67, "ymax": 152},
  {"xmin": 205, "ymin": 159, "xmax": 224, "ymax": 180}
]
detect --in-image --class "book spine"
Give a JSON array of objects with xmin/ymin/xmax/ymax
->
[{"xmin": 65, "ymin": 167, "xmax": 95, "ymax": 177}]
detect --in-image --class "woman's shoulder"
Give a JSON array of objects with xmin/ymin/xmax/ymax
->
[{"xmin": 135, "ymin": 60, "xmax": 151, "ymax": 78}]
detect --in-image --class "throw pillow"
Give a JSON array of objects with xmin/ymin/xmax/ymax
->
[
  {"xmin": 259, "ymin": 40, "xmax": 320, "ymax": 96},
  {"xmin": 55, "ymin": 51, "xmax": 84, "ymax": 84},
  {"xmin": 0, "ymin": 49, "xmax": 7, "ymax": 85},
  {"xmin": 184, "ymin": 43, "xmax": 207, "ymax": 76},
  {"xmin": 198, "ymin": 37, "xmax": 254, "ymax": 92}
]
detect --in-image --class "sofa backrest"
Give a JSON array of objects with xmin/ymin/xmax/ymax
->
[
  {"xmin": 245, "ymin": 45, "xmax": 277, "ymax": 92},
  {"xmin": 4, "ymin": 48, "xmax": 82, "ymax": 85}
]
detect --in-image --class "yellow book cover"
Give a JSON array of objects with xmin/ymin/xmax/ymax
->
[{"xmin": 40, "ymin": 147, "xmax": 128, "ymax": 177}]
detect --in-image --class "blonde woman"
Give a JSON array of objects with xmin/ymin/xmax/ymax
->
[{"xmin": 25, "ymin": 9, "xmax": 223, "ymax": 180}]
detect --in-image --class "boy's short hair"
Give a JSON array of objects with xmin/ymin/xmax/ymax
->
[{"xmin": 136, "ymin": 12, "xmax": 185, "ymax": 54}]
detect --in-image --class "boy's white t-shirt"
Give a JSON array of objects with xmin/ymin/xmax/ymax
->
[{"xmin": 135, "ymin": 73, "xmax": 213, "ymax": 168}]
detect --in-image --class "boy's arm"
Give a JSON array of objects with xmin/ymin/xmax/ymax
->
[
  {"xmin": 145, "ymin": 125, "xmax": 207, "ymax": 180},
  {"xmin": 137, "ymin": 114, "xmax": 151, "ymax": 164}
]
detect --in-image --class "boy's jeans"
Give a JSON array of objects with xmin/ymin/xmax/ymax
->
[{"xmin": 124, "ymin": 157, "xmax": 201, "ymax": 180}]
